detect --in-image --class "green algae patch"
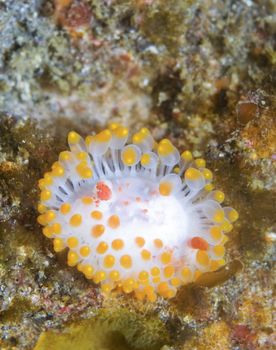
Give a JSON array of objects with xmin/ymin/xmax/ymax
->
[
  {"xmin": 139, "ymin": 0, "xmax": 195, "ymax": 54},
  {"xmin": 34, "ymin": 308, "xmax": 169, "ymax": 350},
  {"xmin": 0, "ymin": 297, "xmax": 36, "ymax": 324},
  {"xmin": 181, "ymin": 321, "xmax": 231, "ymax": 350},
  {"xmin": 34, "ymin": 325, "xmax": 130, "ymax": 350}
]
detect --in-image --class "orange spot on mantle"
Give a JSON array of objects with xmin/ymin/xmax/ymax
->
[
  {"xmin": 190, "ymin": 237, "xmax": 209, "ymax": 250},
  {"xmin": 96, "ymin": 182, "xmax": 112, "ymax": 201}
]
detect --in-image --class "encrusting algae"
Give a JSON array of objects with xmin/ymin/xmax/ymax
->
[
  {"xmin": 37, "ymin": 123, "xmax": 238, "ymax": 301},
  {"xmin": 33, "ymin": 308, "xmax": 169, "ymax": 350}
]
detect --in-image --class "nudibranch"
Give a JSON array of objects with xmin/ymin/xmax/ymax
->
[{"xmin": 37, "ymin": 124, "xmax": 238, "ymax": 301}]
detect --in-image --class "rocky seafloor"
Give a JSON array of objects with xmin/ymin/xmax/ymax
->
[{"xmin": 0, "ymin": 1, "xmax": 275, "ymax": 349}]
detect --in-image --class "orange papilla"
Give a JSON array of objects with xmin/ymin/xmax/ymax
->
[
  {"xmin": 190, "ymin": 237, "xmax": 209, "ymax": 250},
  {"xmin": 96, "ymin": 182, "xmax": 112, "ymax": 201}
]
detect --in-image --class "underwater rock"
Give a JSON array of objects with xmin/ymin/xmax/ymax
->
[{"xmin": 0, "ymin": 0, "xmax": 275, "ymax": 348}]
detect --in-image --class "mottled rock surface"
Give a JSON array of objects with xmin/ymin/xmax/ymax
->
[{"xmin": 0, "ymin": 0, "xmax": 275, "ymax": 349}]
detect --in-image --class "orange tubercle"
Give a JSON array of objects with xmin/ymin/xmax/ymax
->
[{"xmin": 108, "ymin": 215, "xmax": 120, "ymax": 229}]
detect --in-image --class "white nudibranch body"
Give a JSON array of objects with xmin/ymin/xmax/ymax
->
[{"xmin": 37, "ymin": 124, "xmax": 238, "ymax": 301}]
